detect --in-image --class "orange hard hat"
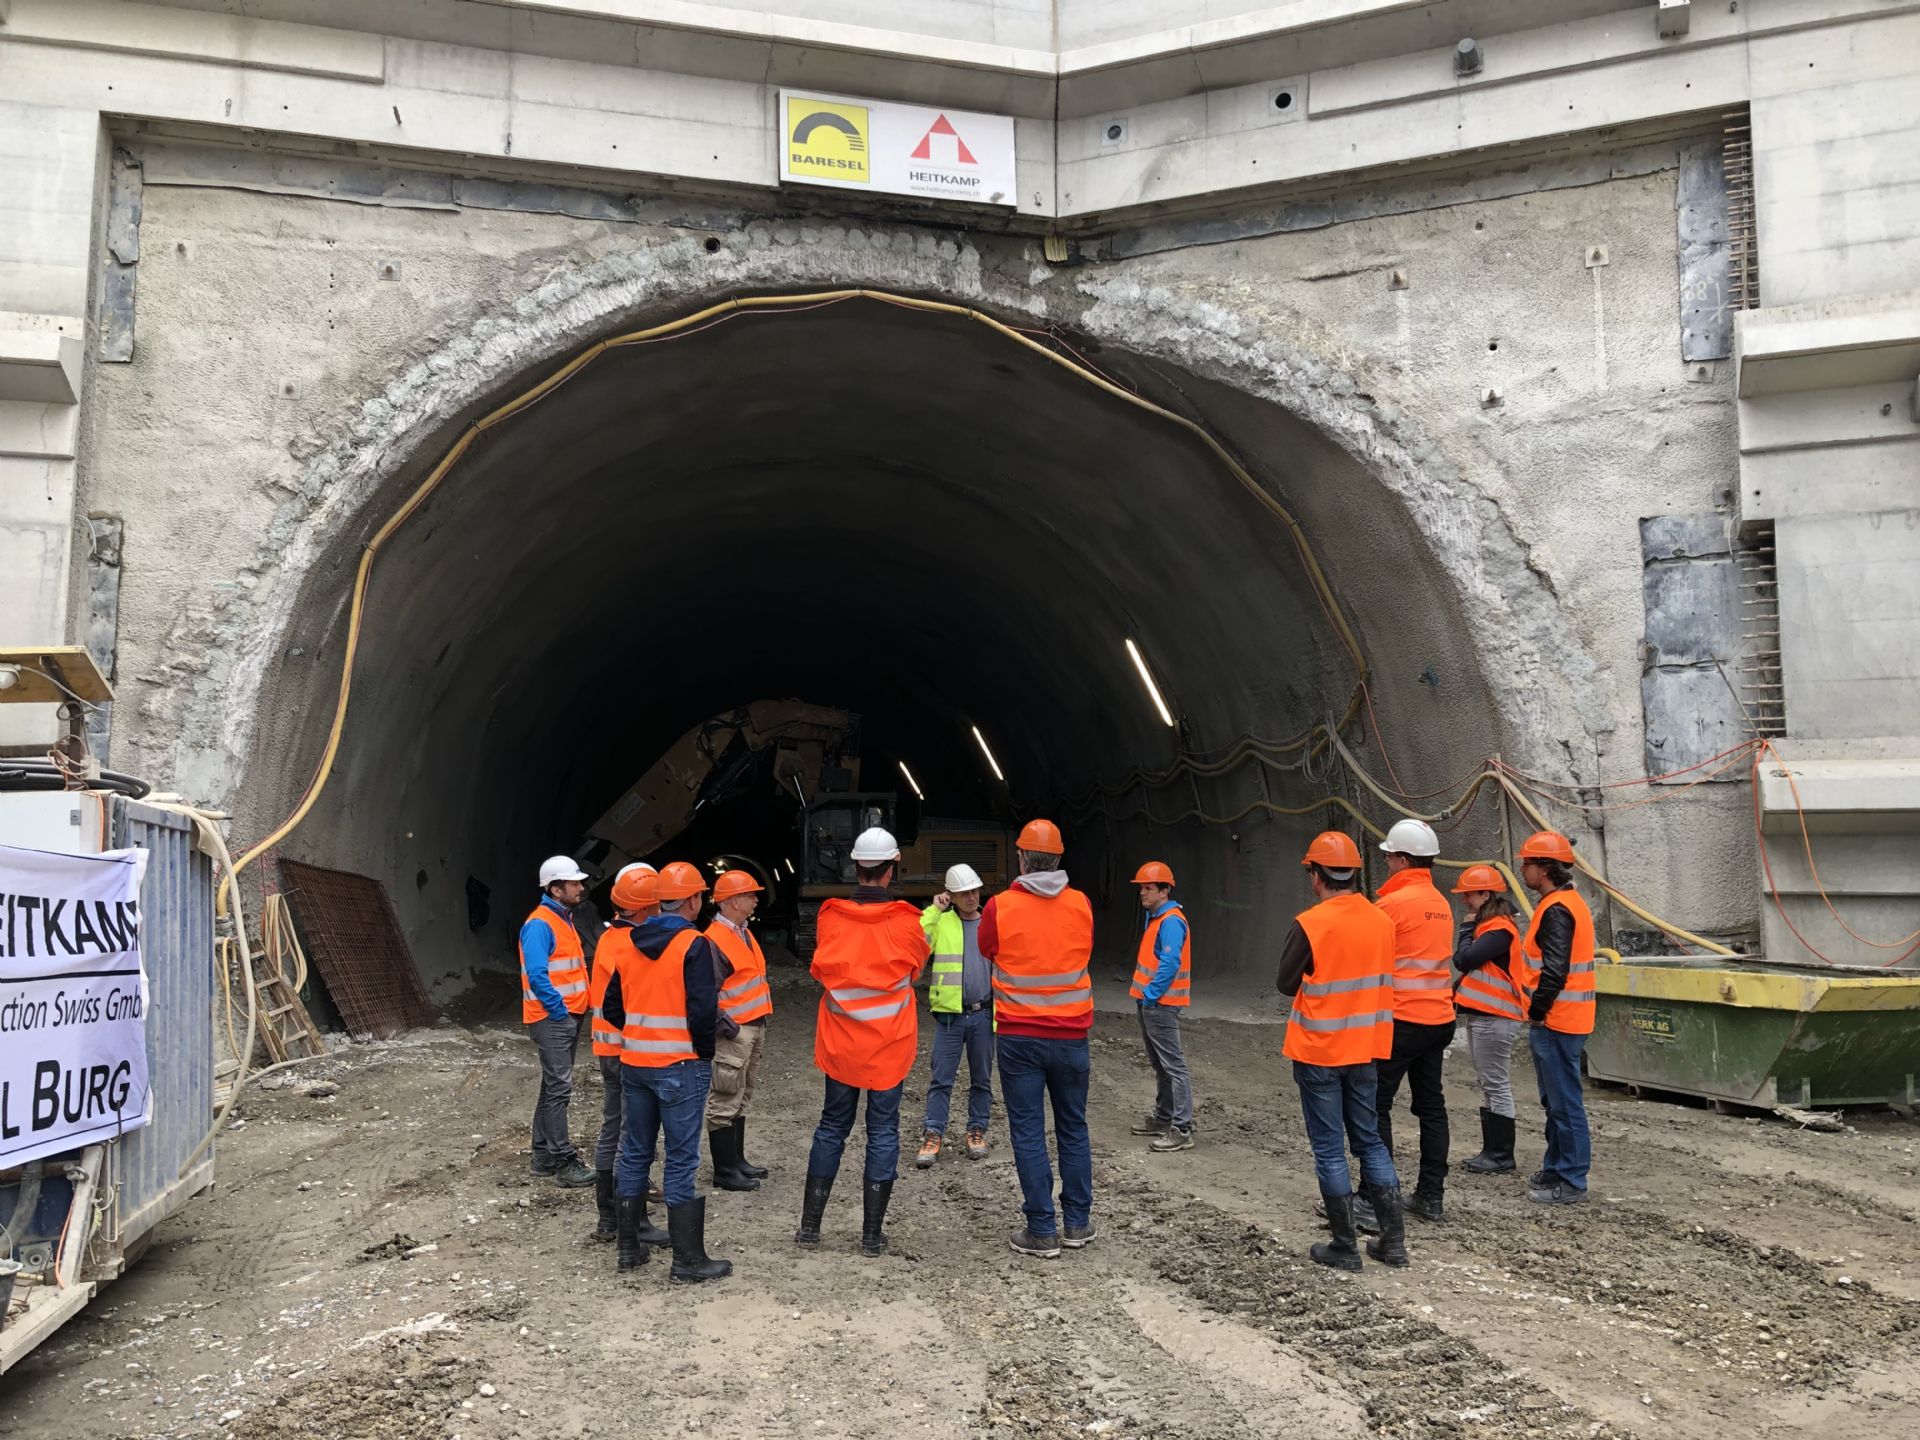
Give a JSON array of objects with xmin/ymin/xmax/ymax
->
[
  {"xmin": 1450, "ymin": 864, "xmax": 1505, "ymax": 896},
  {"xmin": 1132, "ymin": 861, "xmax": 1175, "ymax": 886},
  {"xmin": 1016, "ymin": 818, "xmax": 1065, "ymax": 855},
  {"xmin": 1301, "ymin": 831, "xmax": 1363, "ymax": 870},
  {"xmin": 712, "ymin": 870, "xmax": 763, "ymax": 902},
  {"xmin": 610, "ymin": 868, "xmax": 659, "ymax": 913},
  {"xmin": 653, "ymin": 861, "xmax": 708, "ymax": 901},
  {"xmin": 1517, "ymin": 831, "xmax": 1575, "ymax": 864}
]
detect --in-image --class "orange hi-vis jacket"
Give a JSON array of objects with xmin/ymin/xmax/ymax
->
[
  {"xmin": 707, "ymin": 918, "xmax": 773, "ymax": 1025},
  {"xmin": 519, "ymin": 904, "xmax": 587, "ymax": 1025},
  {"xmin": 616, "ymin": 928, "xmax": 701, "ymax": 1068},
  {"xmin": 990, "ymin": 885, "xmax": 1096, "ymax": 1031},
  {"xmin": 1375, "ymin": 867, "xmax": 1455, "ymax": 1026},
  {"xmin": 1282, "ymin": 892, "xmax": 1396, "ymax": 1066},
  {"xmin": 1128, "ymin": 906, "xmax": 1191, "ymax": 1006},
  {"xmin": 1514, "ymin": 886, "xmax": 1598, "ymax": 1036},
  {"xmin": 588, "ymin": 923, "xmax": 631, "ymax": 1057},
  {"xmin": 811, "ymin": 897, "xmax": 928, "ymax": 1091},
  {"xmin": 1454, "ymin": 914, "xmax": 1524, "ymax": 1022}
]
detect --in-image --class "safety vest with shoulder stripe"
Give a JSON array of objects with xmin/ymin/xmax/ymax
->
[
  {"xmin": 920, "ymin": 903, "xmax": 970, "ymax": 1014},
  {"xmin": 587, "ymin": 922, "xmax": 632, "ymax": 1057},
  {"xmin": 1454, "ymin": 914, "xmax": 1524, "ymax": 1022},
  {"xmin": 989, "ymin": 886, "xmax": 1095, "ymax": 1025},
  {"xmin": 1375, "ymin": 868, "xmax": 1456, "ymax": 1026},
  {"xmin": 616, "ymin": 928, "xmax": 701, "ymax": 1068},
  {"xmin": 1129, "ymin": 903, "xmax": 1191, "ymax": 1006},
  {"xmin": 707, "ymin": 917, "xmax": 773, "ymax": 1024},
  {"xmin": 519, "ymin": 902, "xmax": 587, "ymax": 1025},
  {"xmin": 810, "ymin": 897, "xmax": 927, "ymax": 1090},
  {"xmin": 1513, "ymin": 885, "xmax": 1597, "ymax": 1036},
  {"xmin": 1282, "ymin": 892, "xmax": 1396, "ymax": 1066}
]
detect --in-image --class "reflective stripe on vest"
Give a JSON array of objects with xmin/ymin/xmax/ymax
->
[
  {"xmin": 519, "ymin": 904, "xmax": 587, "ymax": 1025},
  {"xmin": 588, "ymin": 924, "xmax": 632, "ymax": 1057},
  {"xmin": 989, "ymin": 887, "xmax": 1096, "ymax": 1024},
  {"xmin": 618, "ymin": 929, "xmax": 700, "ymax": 1067},
  {"xmin": 1129, "ymin": 905, "xmax": 1192, "ymax": 1007},
  {"xmin": 1514, "ymin": 887, "xmax": 1598, "ymax": 1037},
  {"xmin": 706, "ymin": 919, "xmax": 773, "ymax": 1024},
  {"xmin": 823, "ymin": 974, "xmax": 913, "ymax": 1019},
  {"xmin": 1375, "ymin": 869, "xmax": 1455, "ymax": 1025},
  {"xmin": 1455, "ymin": 914, "xmax": 1524, "ymax": 1022},
  {"xmin": 1282, "ymin": 893, "xmax": 1396, "ymax": 1066}
]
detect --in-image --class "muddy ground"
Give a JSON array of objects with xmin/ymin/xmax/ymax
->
[{"xmin": 3, "ymin": 970, "xmax": 1917, "ymax": 1439}]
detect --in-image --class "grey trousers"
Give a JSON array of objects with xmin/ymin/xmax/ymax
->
[
  {"xmin": 1138, "ymin": 1002, "xmax": 1194, "ymax": 1130},
  {"xmin": 594, "ymin": 1053, "xmax": 625, "ymax": 1171},
  {"xmin": 528, "ymin": 1012, "xmax": 583, "ymax": 1165},
  {"xmin": 1460, "ymin": 1009, "xmax": 1524, "ymax": 1119}
]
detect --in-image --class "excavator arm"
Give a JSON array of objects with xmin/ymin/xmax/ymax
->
[{"xmin": 576, "ymin": 701, "xmax": 858, "ymax": 876}]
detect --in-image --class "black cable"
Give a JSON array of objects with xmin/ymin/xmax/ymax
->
[{"xmin": 0, "ymin": 760, "xmax": 151, "ymax": 799}]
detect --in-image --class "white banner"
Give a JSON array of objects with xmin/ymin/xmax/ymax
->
[
  {"xmin": 778, "ymin": 89, "xmax": 1018, "ymax": 207},
  {"xmin": 0, "ymin": 842, "xmax": 151, "ymax": 1167}
]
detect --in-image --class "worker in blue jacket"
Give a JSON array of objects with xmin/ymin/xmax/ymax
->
[{"xmin": 1127, "ymin": 862, "xmax": 1195, "ymax": 1151}]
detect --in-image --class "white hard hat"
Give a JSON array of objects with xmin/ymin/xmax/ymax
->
[
  {"xmin": 944, "ymin": 863, "xmax": 983, "ymax": 893},
  {"xmin": 539, "ymin": 855, "xmax": 590, "ymax": 887},
  {"xmin": 850, "ymin": 827, "xmax": 901, "ymax": 863},
  {"xmin": 614, "ymin": 862, "xmax": 657, "ymax": 880},
  {"xmin": 1378, "ymin": 819, "xmax": 1441, "ymax": 857}
]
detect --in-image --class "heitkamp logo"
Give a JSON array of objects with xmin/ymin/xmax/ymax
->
[{"xmin": 787, "ymin": 96, "xmax": 870, "ymax": 184}]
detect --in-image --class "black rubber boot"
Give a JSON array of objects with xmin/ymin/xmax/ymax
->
[
  {"xmin": 1318, "ymin": 1190, "xmax": 1380, "ymax": 1235},
  {"xmin": 591, "ymin": 1170, "xmax": 617, "ymax": 1242},
  {"xmin": 615, "ymin": 1196, "xmax": 649, "ymax": 1271},
  {"xmin": 1364, "ymin": 1183, "xmax": 1411, "ymax": 1268},
  {"xmin": 795, "ymin": 1173, "xmax": 834, "ymax": 1246},
  {"xmin": 860, "ymin": 1180, "xmax": 893, "ymax": 1257},
  {"xmin": 733, "ymin": 1118, "xmax": 769, "ymax": 1180},
  {"xmin": 633, "ymin": 1199, "xmax": 669, "ymax": 1248},
  {"xmin": 1310, "ymin": 1191, "xmax": 1363, "ymax": 1272},
  {"xmin": 1407, "ymin": 1187, "xmax": 1445, "ymax": 1224},
  {"xmin": 668, "ymin": 1197, "xmax": 732, "ymax": 1283},
  {"xmin": 1463, "ymin": 1109, "xmax": 1517, "ymax": 1174},
  {"xmin": 709, "ymin": 1124, "xmax": 761, "ymax": 1192}
]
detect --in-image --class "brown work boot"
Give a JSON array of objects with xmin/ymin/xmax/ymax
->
[
  {"xmin": 965, "ymin": 1127, "xmax": 989, "ymax": 1159},
  {"xmin": 914, "ymin": 1132, "xmax": 942, "ymax": 1169}
]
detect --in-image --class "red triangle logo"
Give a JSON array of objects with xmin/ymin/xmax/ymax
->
[{"xmin": 911, "ymin": 114, "xmax": 977, "ymax": 165}]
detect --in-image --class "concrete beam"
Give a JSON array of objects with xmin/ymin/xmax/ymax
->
[
  {"xmin": 2, "ymin": 0, "xmax": 385, "ymax": 81},
  {"xmin": 0, "ymin": 317, "xmax": 83, "ymax": 404},
  {"xmin": 1736, "ymin": 301, "xmax": 1920, "ymax": 397}
]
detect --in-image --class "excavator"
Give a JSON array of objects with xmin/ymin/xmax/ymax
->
[{"xmin": 574, "ymin": 700, "xmax": 1012, "ymax": 955}]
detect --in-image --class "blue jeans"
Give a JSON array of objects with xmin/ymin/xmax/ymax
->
[
  {"xmin": 1529, "ymin": 1025, "xmax": 1592, "ymax": 1190},
  {"xmin": 923, "ymin": 1009, "xmax": 995, "ymax": 1136},
  {"xmin": 1292, "ymin": 1060, "xmax": 1399, "ymax": 1198},
  {"xmin": 615, "ymin": 1059, "xmax": 711, "ymax": 1207},
  {"xmin": 808, "ymin": 1077, "xmax": 903, "ymax": 1184},
  {"xmin": 998, "ymin": 1035, "xmax": 1092, "ymax": 1238}
]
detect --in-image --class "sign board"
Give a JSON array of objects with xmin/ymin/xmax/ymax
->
[
  {"xmin": 778, "ymin": 89, "xmax": 1017, "ymax": 207},
  {"xmin": 0, "ymin": 842, "xmax": 152, "ymax": 1167}
]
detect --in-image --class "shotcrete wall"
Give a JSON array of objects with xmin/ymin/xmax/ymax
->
[{"xmin": 73, "ymin": 140, "xmax": 1752, "ymax": 998}]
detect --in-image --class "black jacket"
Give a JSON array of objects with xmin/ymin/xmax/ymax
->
[{"xmin": 1526, "ymin": 890, "xmax": 1579, "ymax": 1023}]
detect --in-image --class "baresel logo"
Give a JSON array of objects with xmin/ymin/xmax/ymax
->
[{"xmin": 787, "ymin": 97, "xmax": 870, "ymax": 183}]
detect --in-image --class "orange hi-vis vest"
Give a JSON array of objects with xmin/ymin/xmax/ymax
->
[
  {"xmin": 811, "ymin": 898, "xmax": 927, "ymax": 1091},
  {"xmin": 1454, "ymin": 914, "xmax": 1524, "ymax": 1022},
  {"xmin": 990, "ymin": 887, "xmax": 1095, "ymax": 1025},
  {"xmin": 617, "ymin": 929, "xmax": 701, "ymax": 1068},
  {"xmin": 519, "ymin": 903, "xmax": 587, "ymax": 1025},
  {"xmin": 1514, "ymin": 886, "xmax": 1598, "ymax": 1036},
  {"xmin": 1282, "ymin": 892, "xmax": 1396, "ymax": 1066},
  {"xmin": 1129, "ymin": 905, "xmax": 1191, "ymax": 1006},
  {"xmin": 707, "ymin": 918, "xmax": 773, "ymax": 1024},
  {"xmin": 1375, "ymin": 868, "xmax": 1455, "ymax": 1026},
  {"xmin": 588, "ymin": 923, "xmax": 632, "ymax": 1057}
]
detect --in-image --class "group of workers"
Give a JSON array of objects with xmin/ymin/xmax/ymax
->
[{"xmin": 515, "ymin": 813, "xmax": 1593, "ymax": 1280}]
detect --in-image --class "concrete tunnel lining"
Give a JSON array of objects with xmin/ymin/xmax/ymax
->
[{"xmin": 242, "ymin": 294, "xmax": 1506, "ymax": 1001}]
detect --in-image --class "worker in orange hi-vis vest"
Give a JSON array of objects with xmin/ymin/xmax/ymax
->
[
  {"xmin": 1275, "ymin": 832, "xmax": 1408, "ymax": 1273},
  {"xmin": 795, "ymin": 827, "xmax": 929, "ymax": 1258},
  {"xmin": 1127, "ymin": 861, "xmax": 1195, "ymax": 1153},
  {"xmin": 518, "ymin": 855, "xmax": 594, "ymax": 1190},
  {"xmin": 704, "ymin": 868, "xmax": 774, "ymax": 1191},
  {"xmin": 1510, "ymin": 831, "xmax": 1598, "ymax": 1206},
  {"xmin": 1370, "ymin": 819, "xmax": 1457, "ymax": 1226},
  {"xmin": 585, "ymin": 863, "xmax": 660, "ymax": 1244},
  {"xmin": 1448, "ymin": 864, "xmax": 1525, "ymax": 1177}
]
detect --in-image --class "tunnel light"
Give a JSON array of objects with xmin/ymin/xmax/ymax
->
[
  {"xmin": 1125, "ymin": 637, "xmax": 1176, "ymax": 728},
  {"xmin": 898, "ymin": 760, "xmax": 924, "ymax": 800},
  {"xmin": 785, "ymin": 857, "xmax": 795, "ymax": 876},
  {"xmin": 972, "ymin": 725, "xmax": 1005, "ymax": 783}
]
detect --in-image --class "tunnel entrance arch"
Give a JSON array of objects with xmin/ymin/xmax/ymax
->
[{"xmin": 185, "ymin": 257, "xmax": 1600, "ymax": 1001}]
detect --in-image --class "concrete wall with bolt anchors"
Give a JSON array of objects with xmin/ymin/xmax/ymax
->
[{"xmin": 74, "ymin": 152, "xmax": 1753, "ymax": 996}]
